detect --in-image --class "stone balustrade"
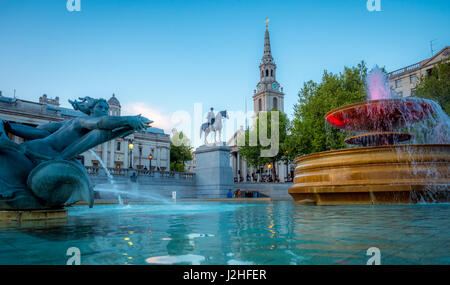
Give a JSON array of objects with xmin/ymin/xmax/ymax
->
[
  {"xmin": 85, "ymin": 166, "xmax": 195, "ymax": 181},
  {"xmin": 390, "ymin": 62, "xmax": 421, "ymax": 78}
]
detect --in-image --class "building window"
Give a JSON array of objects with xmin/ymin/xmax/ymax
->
[
  {"xmin": 273, "ymin": 97, "xmax": 278, "ymax": 109},
  {"xmin": 411, "ymin": 88, "xmax": 416, "ymax": 97},
  {"xmin": 410, "ymin": 74, "xmax": 417, "ymax": 84},
  {"xmin": 395, "ymin": 79, "xmax": 402, "ymax": 88},
  {"xmin": 397, "ymin": 91, "xmax": 403, "ymax": 97},
  {"xmin": 258, "ymin": 98, "xmax": 262, "ymax": 112},
  {"xmin": 116, "ymin": 142, "xmax": 121, "ymax": 151},
  {"xmin": 265, "ymin": 69, "xmax": 269, "ymax": 77},
  {"xmin": 271, "ymin": 69, "xmax": 273, "ymax": 76}
]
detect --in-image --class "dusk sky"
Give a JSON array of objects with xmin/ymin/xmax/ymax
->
[{"xmin": 0, "ymin": 0, "xmax": 449, "ymax": 143}]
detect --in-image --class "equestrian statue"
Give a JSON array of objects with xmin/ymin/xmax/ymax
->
[{"xmin": 199, "ymin": 107, "xmax": 229, "ymax": 145}]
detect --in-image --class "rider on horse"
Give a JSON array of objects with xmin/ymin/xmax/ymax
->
[{"xmin": 207, "ymin": 107, "xmax": 215, "ymax": 126}]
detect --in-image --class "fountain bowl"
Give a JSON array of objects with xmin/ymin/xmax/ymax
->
[
  {"xmin": 325, "ymin": 98, "xmax": 435, "ymax": 132},
  {"xmin": 288, "ymin": 144, "xmax": 450, "ymax": 205}
]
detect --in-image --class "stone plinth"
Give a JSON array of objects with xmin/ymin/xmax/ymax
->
[
  {"xmin": 0, "ymin": 209, "xmax": 68, "ymax": 221},
  {"xmin": 194, "ymin": 144, "xmax": 234, "ymax": 198}
]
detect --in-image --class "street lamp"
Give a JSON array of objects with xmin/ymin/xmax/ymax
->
[
  {"xmin": 148, "ymin": 154, "xmax": 153, "ymax": 172},
  {"xmin": 128, "ymin": 140, "xmax": 134, "ymax": 169}
]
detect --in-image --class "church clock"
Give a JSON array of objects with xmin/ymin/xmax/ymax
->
[{"xmin": 257, "ymin": 83, "xmax": 263, "ymax": 92}]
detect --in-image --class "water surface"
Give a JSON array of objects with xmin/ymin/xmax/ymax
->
[{"xmin": 0, "ymin": 201, "xmax": 449, "ymax": 265}]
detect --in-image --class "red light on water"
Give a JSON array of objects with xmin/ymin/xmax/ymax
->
[{"xmin": 326, "ymin": 114, "xmax": 345, "ymax": 127}]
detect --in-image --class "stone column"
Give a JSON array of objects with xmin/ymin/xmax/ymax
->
[
  {"xmin": 278, "ymin": 161, "xmax": 285, "ymax": 183},
  {"xmin": 101, "ymin": 143, "xmax": 108, "ymax": 166},
  {"xmin": 109, "ymin": 140, "xmax": 115, "ymax": 168},
  {"xmin": 243, "ymin": 160, "xmax": 248, "ymax": 182},
  {"xmin": 157, "ymin": 146, "xmax": 161, "ymax": 170},
  {"xmin": 124, "ymin": 144, "xmax": 128, "ymax": 169},
  {"xmin": 230, "ymin": 153, "xmax": 236, "ymax": 179},
  {"xmin": 166, "ymin": 146, "xmax": 170, "ymax": 171},
  {"xmin": 237, "ymin": 153, "xmax": 241, "ymax": 181}
]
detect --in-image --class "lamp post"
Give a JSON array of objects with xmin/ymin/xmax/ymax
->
[
  {"xmin": 285, "ymin": 150, "xmax": 289, "ymax": 182},
  {"xmin": 148, "ymin": 154, "xmax": 153, "ymax": 173},
  {"xmin": 138, "ymin": 145, "xmax": 142, "ymax": 168},
  {"xmin": 267, "ymin": 163, "xmax": 272, "ymax": 181},
  {"xmin": 128, "ymin": 140, "xmax": 134, "ymax": 169}
]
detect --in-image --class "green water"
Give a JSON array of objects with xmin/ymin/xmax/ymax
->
[{"xmin": 0, "ymin": 201, "xmax": 449, "ymax": 265}]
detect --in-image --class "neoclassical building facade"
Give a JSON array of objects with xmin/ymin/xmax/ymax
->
[
  {"xmin": 389, "ymin": 46, "xmax": 449, "ymax": 98},
  {"xmin": 0, "ymin": 92, "xmax": 171, "ymax": 171}
]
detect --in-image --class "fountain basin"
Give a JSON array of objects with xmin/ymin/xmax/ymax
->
[
  {"xmin": 325, "ymin": 98, "xmax": 434, "ymax": 132},
  {"xmin": 288, "ymin": 144, "xmax": 450, "ymax": 205},
  {"xmin": 0, "ymin": 209, "xmax": 67, "ymax": 221}
]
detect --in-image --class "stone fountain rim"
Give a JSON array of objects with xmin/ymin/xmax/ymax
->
[{"xmin": 293, "ymin": 144, "xmax": 450, "ymax": 164}]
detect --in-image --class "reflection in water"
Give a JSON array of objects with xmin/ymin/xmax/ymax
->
[
  {"xmin": 146, "ymin": 254, "xmax": 205, "ymax": 265},
  {"xmin": 0, "ymin": 201, "xmax": 449, "ymax": 265},
  {"xmin": 166, "ymin": 216, "xmax": 194, "ymax": 256}
]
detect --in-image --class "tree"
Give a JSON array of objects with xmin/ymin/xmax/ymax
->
[
  {"xmin": 287, "ymin": 61, "xmax": 368, "ymax": 157},
  {"xmin": 414, "ymin": 61, "xmax": 450, "ymax": 115},
  {"xmin": 170, "ymin": 131, "xmax": 193, "ymax": 172},
  {"xmin": 238, "ymin": 109, "xmax": 289, "ymax": 181}
]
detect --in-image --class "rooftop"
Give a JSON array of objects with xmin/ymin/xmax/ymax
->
[
  {"xmin": 0, "ymin": 93, "xmax": 166, "ymax": 135},
  {"xmin": 389, "ymin": 46, "xmax": 450, "ymax": 79}
]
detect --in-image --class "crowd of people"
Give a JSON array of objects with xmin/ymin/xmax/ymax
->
[
  {"xmin": 233, "ymin": 172, "xmax": 294, "ymax": 183},
  {"xmin": 227, "ymin": 189, "xmax": 261, "ymax": 198}
]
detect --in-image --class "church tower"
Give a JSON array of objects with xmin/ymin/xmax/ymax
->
[{"xmin": 253, "ymin": 22, "xmax": 284, "ymax": 114}]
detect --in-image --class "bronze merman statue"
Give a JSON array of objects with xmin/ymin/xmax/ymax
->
[{"xmin": 0, "ymin": 96, "xmax": 152, "ymax": 210}]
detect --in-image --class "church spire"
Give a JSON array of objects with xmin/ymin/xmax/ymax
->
[
  {"xmin": 263, "ymin": 19, "xmax": 273, "ymax": 63},
  {"xmin": 253, "ymin": 20, "xmax": 284, "ymax": 113}
]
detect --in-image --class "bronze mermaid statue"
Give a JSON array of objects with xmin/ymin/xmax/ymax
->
[{"xmin": 0, "ymin": 96, "xmax": 152, "ymax": 210}]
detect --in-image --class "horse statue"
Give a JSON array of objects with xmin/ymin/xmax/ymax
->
[
  {"xmin": 200, "ymin": 110, "xmax": 229, "ymax": 145},
  {"xmin": 0, "ymin": 96, "xmax": 151, "ymax": 210}
]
